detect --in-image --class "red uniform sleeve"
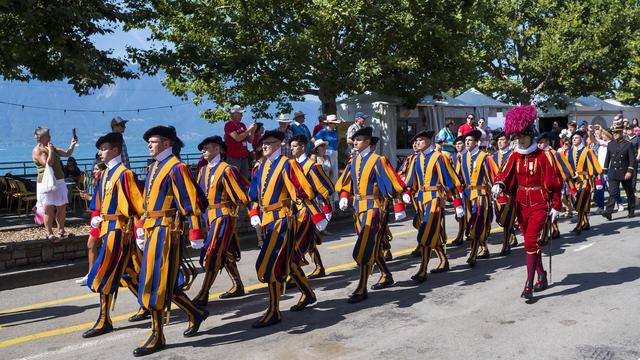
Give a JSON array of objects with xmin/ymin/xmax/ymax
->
[
  {"xmin": 541, "ymin": 151, "xmax": 563, "ymax": 211},
  {"xmin": 494, "ymin": 152, "xmax": 519, "ymax": 196}
]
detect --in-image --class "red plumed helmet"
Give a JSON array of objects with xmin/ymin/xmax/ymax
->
[{"xmin": 504, "ymin": 105, "xmax": 537, "ymax": 135}]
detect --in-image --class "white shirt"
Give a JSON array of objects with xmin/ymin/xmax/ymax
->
[
  {"xmin": 267, "ymin": 148, "xmax": 282, "ymax": 163},
  {"xmin": 469, "ymin": 147, "xmax": 480, "ymax": 156},
  {"xmin": 208, "ymin": 154, "xmax": 221, "ymax": 168},
  {"xmin": 573, "ymin": 143, "xmax": 585, "ymax": 151},
  {"xmin": 154, "ymin": 147, "xmax": 173, "ymax": 162},
  {"xmin": 106, "ymin": 155, "xmax": 122, "ymax": 170},
  {"xmin": 422, "ymin": 145, "xmax": 434, "ymax": 155},
  {"xmin": 296, "ymin": 154, "xmax": 307, "ymax": 163},
  {"xmin": 358, "ymin": 147, "xmax": 371, "ymax": 158}
]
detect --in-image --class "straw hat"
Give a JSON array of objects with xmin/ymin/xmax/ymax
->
[
  {"xmin": 313, "ymin": 139, "xmax": 329, "ymax": 150},
  {"xmin": 325, "ymin": 114, "xmax": 340, "ymax": 123}
]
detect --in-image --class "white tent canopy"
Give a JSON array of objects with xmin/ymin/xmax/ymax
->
[{"xmin": 455, "ymin": 88, "xmax": 512, "ymax": 107}]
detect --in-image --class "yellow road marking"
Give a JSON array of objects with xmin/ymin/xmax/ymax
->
[
  {"xmin": 0, "ymin": 294, "xmax": 97, "ymax": 316},
  {"xmin": 328, "ymin": 229, "xmax": 418, "ymax": 249},
  {"xmin": 0, "ymin": 225, "xmax": 505, "ymax": 348}
]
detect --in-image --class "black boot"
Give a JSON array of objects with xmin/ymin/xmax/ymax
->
[
  {"xmin": 183, "ymin": 309, "xmax": 209, "ymax": 338},
  {"xmin": 521, "ymin": 281, "xmax": 534, "ymax": 300},
  {"xmin": 533, "ymin": 271, "xmax": 549, "ymax": 292},
  {"xmin": 347, "ymin": 291, "xmax": 368, "ymax": 304},
  {"xmin": 128, "ymin": 308, "xmax": 150, "ymax": 322}
]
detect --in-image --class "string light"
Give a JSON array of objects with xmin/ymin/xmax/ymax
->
[{"xmin": 0, "ymin": 100, "xmax": 191, "ymax": 114}]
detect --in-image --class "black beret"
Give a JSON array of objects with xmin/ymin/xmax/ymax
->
[
  {"xmin": 465, "ymin": 130, "xmax": 482, "ymax": 141},
  {"xmin": 572, "ymin": 130, "xmax": 585, "ymax": 139},
  {"xmin": 350, "ymin": 126, "xmax": 373, "ymax": 140},
  {"xmin": 259, "ymin": 130, "xmax": 285, "ymax": 144},
  {"xmin": 370, "ymin": 136, "xmax": 380, "ymax": 145},
  {"xmin": 143, "ymin": 125, "xmax": 178, "ymax": 142},
  {"xmin": 537, "ymin": 132, "xmax": 550, "ymax": 143},
  {"xmin": 289, "ymin": 134, "xmax": 308, "ymax": 145},
  {"xmin": 95, "ymin": 132, "xmax": 123, "ymax": 149},
  {"xmin": 454, "ymin": 135, "xmax": 466, "ymax": 143},
  {"xmin": 411, "ymin": 130, "xmax": 435, "ymax": 143},
  {"xmin": 495, "ymin": 132, "xmax": 508, "ymax": 140},
  {"xmin": 198, "ymin": 135, "xmax": 226, "ymax": 151}
]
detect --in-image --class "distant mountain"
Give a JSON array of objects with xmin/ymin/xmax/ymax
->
[{"xmin": 0, "ymin": 75, "xmax": 322, "ymax": 148}]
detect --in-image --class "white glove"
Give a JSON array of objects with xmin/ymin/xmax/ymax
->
[
  {"xmin": 250, "ymin": 215, "xmax": 261, "ymax": 228},
  {"xmin": 339, "ymin": 198, "xmax": 349, "ymax": 211},
  {"xmin": 455, "ymin": 206, "xmax": 465, "ymax": 219},
  {"xmin": 315, "ymin": 218, "xmax": 328, "ymax": 232},
  {"xmin": 190, "ymin": 239, "xmax": 204, "ymax": 249},
  {"xmin": 90, "ymin": 215, "xmax": 103, "ymax": 229},
  {"xmin": 136, "ymin": 236, "xmax": 145, "ymax": 251},
  {"xmin": 491, "ymin": 184, "xmax": 502, "ymax": 196},
  {"xmin": 596, "ymin": 184, "xmax": 603, "ymax": 190},
  {"xmin": 394, "ymin": 211, "xmax": 406, "ymax": 221},
  {"xmin": 402, "ymin": 193, "xmax": 412, "ymax": 204},
  {"xmin": 325, "ymin": 212, "xmax": 332, "ymax": 221},
  {"xmin": 549, "ymin": 209, "xmax": 560, "ymax": 223},
  {"xmin": 136, "ymin": 227, "xmax": 145, "ymax": 239}
]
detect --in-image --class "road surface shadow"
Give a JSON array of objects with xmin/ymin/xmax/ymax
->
[
  {"xmin": 533, "ymin": 266, "xmax": 640, "ymax": 301},
  {"xmin": 0, "ymin": 303, "xmax": 99, "ymax": 327}
]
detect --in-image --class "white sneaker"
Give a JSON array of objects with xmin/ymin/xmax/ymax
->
[{"xmin": 75, "ymin": 275, "xmax": 88, "ymax": 286}]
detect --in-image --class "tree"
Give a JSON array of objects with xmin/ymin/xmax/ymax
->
[
  {"xmin": 614, "ymin": 35, "xmax": 640, "ymax": 106},
  {"xmin": 468, "ymin": 0, "xmax": 639, "ymax": 105},
  {"xmin": 0, "ymin": 0, "xmax": 136, "ymax": 95},
  {"xmin": 127, "ymin": 0, "xmax": 477, "ymax": 121}
]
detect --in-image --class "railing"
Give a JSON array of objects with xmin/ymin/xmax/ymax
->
[{"xmin": 0, "ymin": 152, "xmax": 203, "ymax": 180}]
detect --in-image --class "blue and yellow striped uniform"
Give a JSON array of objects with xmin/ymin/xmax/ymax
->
[
  {"xmin": 193, "ymin": 159, "xmax": 249, "ymax": 303},
  {"xmin": 337, "ymin": 150, "xmax": 405, "ymax": 294},
  {"xmin": 456, "ymin": 148, "xmax": 495, "ymax": 262},
  {"xmin": 405, "ymin": 148, "xmax": 462, "ymax": 276},
  {"xmin": 490, "ymin": 148, "xmax": 518, "ymax": 253},
  {"xmin": 567, "ymin": 145, "xmax": 602, "ymax": 229}
]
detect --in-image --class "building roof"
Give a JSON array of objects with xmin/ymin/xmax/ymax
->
[{"xmin": 455, "ymin": 88, "xmax": 513, "ymax": 107}]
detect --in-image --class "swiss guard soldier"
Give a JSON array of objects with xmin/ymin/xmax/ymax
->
[
  {"xmin": 490, "ymin": 131, "xmax": 518, "ymax": 255},
  {"xmin": 134, "ymin": 126, "xmax": 209, "ymax": 356},
  {"xmin": 336, "ymin": 126, "xmax": 408, "ymax": 303},
  {"xmin": 602, "ymin": 124, "xmax": 636, "ymax": 219},
  {"xmin": 450, "ymin": 135, "xmax": 469, "ymax": 246},
  {"xmin": 493, "ymin": 105, "xmax": 563, "ymax": 300},
  {"xmin": 248, "ymin": 130, "xmax": 328, "ymax": 328},
  {"xmin": 567, "ymin": 130, "xmax": 603, "ymax": 234},
  {"xmin": 193, "ymin": 136, "xmax": 250, "ymax": 306},
  {"xmin": 83, "ymin": 132, "xmax": 145, "ymax": 339},
  {"xmin": 457, "ymin": 130, "xmax": 495, "ymax": 267},
  {"xmin": 404, "ymin": 130, "xmax": 464, "ymax": 282}
]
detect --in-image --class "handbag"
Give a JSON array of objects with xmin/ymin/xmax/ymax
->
[{"xmin": 41, "ymin": 164, "xmax": 57, "ymax": 193}]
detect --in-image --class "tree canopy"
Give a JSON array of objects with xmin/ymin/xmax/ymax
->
[
  {"xmin": 127, "ymin": 0, "xmax": 478, "ymax": 121},
  {"xmin": 0, "ymin": 0, "xmax": 136, "ymax": 95},
  {"xmin": 468, "ymin": 0, "xmax": 640, "ymax": 105}
]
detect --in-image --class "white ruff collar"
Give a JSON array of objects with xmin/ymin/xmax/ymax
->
[{"xmin": 516, "ymin": 143, "xmax": 538, "ymax": 155}]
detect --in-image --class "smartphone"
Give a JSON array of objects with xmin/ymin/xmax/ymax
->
[{"xmin": 72, "ymin": 128, "xmax": 78, "ymax": 141}]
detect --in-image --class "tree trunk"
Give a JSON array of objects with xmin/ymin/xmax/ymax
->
[{"xmin": 318, "ymin": 85, "xmax": 337, "ymax": 115}]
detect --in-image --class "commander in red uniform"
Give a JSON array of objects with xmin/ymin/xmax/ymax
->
[{"xmin": 492, "ymin": 105, "xmax": 563, "ymax": 300}]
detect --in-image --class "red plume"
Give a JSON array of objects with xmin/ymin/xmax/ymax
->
[{"xmin": 504, "ymin": 105, "xmax": 537, "ymax": 135}]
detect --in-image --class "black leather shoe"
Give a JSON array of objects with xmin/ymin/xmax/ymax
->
[
  {"xmin": 602, "ymin": 212, "xmax": 612, "ymax": 221},
  {"xmin": 570, "ymin": 227, "xmax": 581, "ymax": 235},
  {"xmin": 219, "ymin": 287, "xmax": 245, "ymax": 299},
  {"xmin": 290, "ymin": 295, "xmax": 316, "ymax": 312},
  {"xmin": 499, "ymin": 247, "xmax": 511, "ymax": 257},
  {"xmin": 581, "ymin": 223, "xmax": 590, "ymax": 231},
  {"xmin": 183, "ymin": 309, "xmax": 209, "ymax": 338},
  {"xmin": 128, "ymin": 309, "xmax": 150, "ymax": 323},
  {"xmin": 410, "ymin": 248, "xmax": 421, "ymax": 257},
  {"xmin": 384, "ymin": 251, "xmax": 393, "ymax": 262},
  {"xmin": 411, "ymin": 273, "xmax": 427, "ymax": 283},
  {"xmin": 551, "ymin": 231, "xmax": 560, "ymax": 239},
  {"xmin": 539, "ymin": 238, "xmax": 548, "ymax": 247},
  {"xmin": 628, "ymin": 211, "xmax": 635, "ymax": 218},
  {"xmin": 193, "ymin": 295, "xmax": 208, "ymax": 307},
  {"xmin": 450, "ymin": 238, "xmax": 463, "ymax": 246},
  {"xmin": 82, "ymin": 322, "xmax": 113, "ymax": 338},
  {"xmin": 466, "ymin": 258, "xmax": 476, "ymax": 268},
  {"xmin": 430, "ymin": 261, "xmax": 450, "ymax": 274},
  {"xmin": 521, "ymin": 282, "xmax": 534, "ymax": 300},
  {"xmin": 533, "ymin": 271, "xmax": 548, "ymax": 292},
  {"xmin": 286, "ymin": 278, "xmax": 297, "ymax": 289},
  {"xmin": 347, "ymin": 292, "xmax": 368, "ymax": 304},
  {"xmin": 308, "ymin": 269, "xmax": 325, "ymax": 280},
  {"xmin": 478, "ymin": 250, "xmax": 490, "ymax": 259},
  {"xmin": 371, "ymin": 277, "xmax": 394, "ymax": 290},
  {"xmin": 251, "ymin": 315, "xmax": 281, "ymax": 328},
  {"xmin": 133, "ymin": 342, "xmax": 165, "ymax": 357}
]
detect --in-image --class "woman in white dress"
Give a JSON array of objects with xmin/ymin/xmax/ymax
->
[{"xmin": 32, "ymin": 127, "xmax": 77, "ymax": 241}]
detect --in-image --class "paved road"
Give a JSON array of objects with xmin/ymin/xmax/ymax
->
[{"xmin": 1, "ymin": 210, "xmax": 639, "ymax": 360}]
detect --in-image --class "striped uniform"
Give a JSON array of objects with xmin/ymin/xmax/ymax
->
[
  {"xmin": 567, "ymin": 146, "xmax": 602, "ymax": 231},
  {"xmin": 405, "ymin": 148, "xmax": 462, "ymax": 277},
  {"xmin": 490, "ymin": 148, "xmax": 518, "ymax": 254},
  {"xmin": 249, "ymin": 152, "xmax": 324, "ymax": 324},
  {"xmin": 138, "ymin": 154, "xmax": 208, "ymax": 350},
  {"xmin": 542, "ymin": 148, "xmax": 578, "ymax": 240},
  {"xmin": 193, "ymin": 159, "xmax": 250, "ymax": 304},
  {"xmin": 451, "ymin": 150, "xmax": 469, "ymax": 244},
  {"xmin": 337, "ymin": 151, "xmax": 406, "ymax": 296},
  {"xmin": 294, "ymin": 156, "xmax": 334, "ymax": 277},
  {"xmin": 456, "ymin": 148, "xmax": 495, "ymax": 264},
  {"xmin": 87, "ymin": 160, "xmax": 144, "ymax": 333}
]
